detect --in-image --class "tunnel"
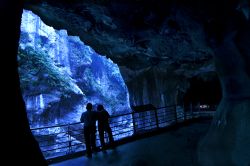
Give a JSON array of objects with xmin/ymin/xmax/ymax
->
[
  {"xmin": 183, "ymin": 73, "xmax": 222, "ymax": 107},
  {"xmin": 2, "ymin": 0, "xmax": 250, "ymax": 165}
]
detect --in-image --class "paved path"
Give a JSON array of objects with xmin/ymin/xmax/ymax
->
[{"xmin": 51, "ymin": 120, "xmax": 211, "ymax": 166}]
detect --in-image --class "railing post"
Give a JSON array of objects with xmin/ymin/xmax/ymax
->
[
  {"xmin": 132, "ymin": 112, "xmax": 136, "ymax": 135},
  {"xmin": 68, "ymin": 125, "xmax": 72, "ymax": 154},
  {"xmin": 154, "ymin": 109, "xmax": 159, "ymax": 129}
]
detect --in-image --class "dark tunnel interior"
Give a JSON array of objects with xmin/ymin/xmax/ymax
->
[{"xmin": 184, "ymin": 74, "xmax": 222, "ymax": 106}]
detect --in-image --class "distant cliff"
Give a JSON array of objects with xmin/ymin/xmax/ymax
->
[{"xmin": 18, "ymin": 9, "xmax": 131, "ymax": 128}]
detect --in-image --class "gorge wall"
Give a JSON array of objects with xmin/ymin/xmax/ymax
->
[{"xmin": 18, "ymin": 9, "xmax": 130, "ymax": 128}]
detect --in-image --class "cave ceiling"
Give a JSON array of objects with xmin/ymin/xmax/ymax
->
[{"xmin": 23, "ymin": 0, "xmax": 247, "ymax": 81}]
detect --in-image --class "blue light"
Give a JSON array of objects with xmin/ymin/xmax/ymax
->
[{"xmin": 18, "ymin": 9, "xmax": 131, "ymax": 128}]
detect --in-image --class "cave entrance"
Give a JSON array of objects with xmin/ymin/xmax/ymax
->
[
  {"xmin": 17, "ymin": 9, "xmax": 133, "ymax": 159},
  {"xmin": 183, "ymin": 73, "xmax": 222, "ymax": 110},
  {"xmin": 18, "ymin": 9, "xmax": 131, "ymax": 128}
]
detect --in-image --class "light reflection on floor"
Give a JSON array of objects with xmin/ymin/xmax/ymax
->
[{"xmin": 50, "ymin": 120, "xmax": 211, "ymax": 166}]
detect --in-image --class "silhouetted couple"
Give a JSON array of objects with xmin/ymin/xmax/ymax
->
[{"xmin": 80, "ymin": 103, "xmax": 114, "ymax": 158}]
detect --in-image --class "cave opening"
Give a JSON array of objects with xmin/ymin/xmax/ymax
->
[
  {"xmin": 183, "ymin": 73, "xmax": 222, "ymax": 108},
  {"xmin": 18, "ymin": 9, "xmax": 131, "ymax": 128},
  {"xmin": 17, "ymin": 9, "xmax": 134, "ymax": 159}
]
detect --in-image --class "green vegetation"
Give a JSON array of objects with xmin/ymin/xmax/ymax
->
[{"xmin": 18, "ymin": 46, "xmax": 77, "ymax": 95}]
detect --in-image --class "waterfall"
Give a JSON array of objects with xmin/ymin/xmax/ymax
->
[
  {"xmin": 39, "ymin": 94, "xmax": 45, "ymax": 109},
  {"xmin": 57, "ymin": 30, "xmax": 72, "ymax": 76}
]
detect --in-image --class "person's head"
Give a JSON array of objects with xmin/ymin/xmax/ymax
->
[
  {"xmin": 97, "ymin": 104, "xmax": 104, "ymax": 111},
  {"xmin": 86, "ymin": 103, "xmax": 92, "ymax": 111}
]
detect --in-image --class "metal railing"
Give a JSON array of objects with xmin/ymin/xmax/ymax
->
[{"xmin": 31, "ymin": 104, "xmax": 216, "ymax": 161}]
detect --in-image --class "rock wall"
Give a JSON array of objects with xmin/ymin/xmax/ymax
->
[
  {"xmin": 198, "ymin": 1, "xmax": 250, "ymax": 165},
  {"xmin": 120, "ymin": 67, "xmax": 189, "ymax": 107}
]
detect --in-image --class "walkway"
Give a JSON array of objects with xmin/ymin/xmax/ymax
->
[{"xmin": 50, "ymin": 119, "xmax": 211, "ymax": 166}]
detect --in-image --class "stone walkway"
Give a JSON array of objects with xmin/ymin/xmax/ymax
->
[{"xmin": 50, "ymin": 120, "xmax": 211, "ymax": 166}]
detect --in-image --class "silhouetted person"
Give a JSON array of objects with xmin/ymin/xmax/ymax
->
[
  {"xmin": 97, "ymin": 104, "xmax": 114, "ymax": 150},
  {"xmin": 80, "ymin": 103, "xmax": 98, "ymax": 158}
]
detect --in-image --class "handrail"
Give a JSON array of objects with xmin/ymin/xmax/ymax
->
[
  {"xmin": 31, "ymin": 104, "xmax": 216, "ymax": 161},
  {"xmin": 30, "ymin": 105, "xmax": 178, "ymax": 130}
]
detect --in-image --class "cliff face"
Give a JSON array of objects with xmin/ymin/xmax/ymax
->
[{"xmin": 18, "ymin": 9, "xmax": 130, "ymax": 128}]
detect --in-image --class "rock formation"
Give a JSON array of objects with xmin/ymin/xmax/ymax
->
[{"xmin": 2, "ymin": 0, "xmax": 250, "ymax": 165}]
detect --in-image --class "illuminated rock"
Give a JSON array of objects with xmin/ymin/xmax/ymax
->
[{"xmin": 18, "ymin": 10, "xmax": 131, "ymax": 128}]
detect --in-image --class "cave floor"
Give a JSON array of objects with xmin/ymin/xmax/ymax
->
[{"xmin": 50, "ymin": 119, "xmax": 211, "ymax": 166}]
